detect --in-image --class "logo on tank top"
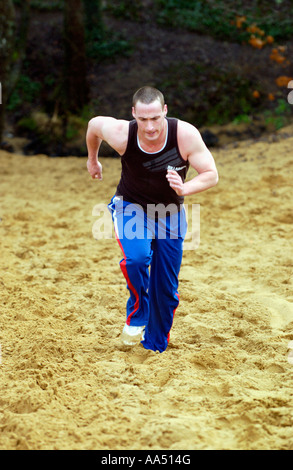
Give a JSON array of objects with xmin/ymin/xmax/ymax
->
[{"xmin": 167, "ymin": 165, "xmax": 187, "ymax": 171}]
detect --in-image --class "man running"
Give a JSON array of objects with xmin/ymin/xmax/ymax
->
[{"xmin": 86, "ymin": 86, "xmax": 218, "ymax": 353}]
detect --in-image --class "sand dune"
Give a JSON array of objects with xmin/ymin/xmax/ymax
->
[{"xmin": 0, "ymin": 127, "xmax": 293, "ymax": 450}]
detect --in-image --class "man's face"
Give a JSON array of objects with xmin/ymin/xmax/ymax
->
[{"xmin": 132, "ymin": 99, "xmax": 167, "ymax": 142}]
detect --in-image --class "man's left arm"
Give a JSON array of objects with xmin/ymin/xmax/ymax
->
[{"xmin": 166, "ymin": 121, "xmax": 218, "ymax": 196}]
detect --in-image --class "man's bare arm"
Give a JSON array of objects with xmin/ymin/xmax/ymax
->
[
  {"xmin": 86, "ymin": 117, "xmax": 105, "ymax": 179},
  {"xmin": 166, "ymin": 120, "xmax": 218, "ymax": 196},
  {"xmin": 86, "ymin": 116, "xmax": 128, "ymax": 179}
]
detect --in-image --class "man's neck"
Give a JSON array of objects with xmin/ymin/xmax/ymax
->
[{"xmin": 137, "ymin": 119, "xmax": 168, "ymax": 153}]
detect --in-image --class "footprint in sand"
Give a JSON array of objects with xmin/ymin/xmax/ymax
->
[{"xmin": 288, "ymin": 341, "xmax": 293, "ymax": 365}]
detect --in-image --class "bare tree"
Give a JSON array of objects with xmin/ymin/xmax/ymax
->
[
  {"xmin": 0, "ymin": 0, "xmax": 30, "ymax": 144},
  {"xmin": 0, "ymin": 0, "xmax": 15, "ymax": 143},
  {"xmin": 63, "ymin": 0, "xmax": 89, "ymax": 113}
]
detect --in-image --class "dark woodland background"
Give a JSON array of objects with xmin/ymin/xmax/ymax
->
[{"xmin": 0, "ymin": 0, "xmax": 293, "ymax": 156}]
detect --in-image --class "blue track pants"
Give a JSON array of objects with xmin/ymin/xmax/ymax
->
[{"xmin": 108, "ymin": 196, "xmax": 187, "ymax": 353}]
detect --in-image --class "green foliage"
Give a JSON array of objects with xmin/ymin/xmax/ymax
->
[
  {"xmin": 232, "ymin": 114, "xmax": 253, "ymax": 125},
  {"xmin": 65, "ymin": 113, "xmax": 88, "ymax": 140},
  {"xmin": 16, "ymin": 116, "xmax": 38, "ymax": 132},
  {"xmin": 13, "ymin": 0, "xmax": 64, "ymax": 10},
  {"xmin": 85, "ymin": 21, "xmax": 132, "ymax": 61},
  {"xmin": 256, "ymin": 16, "xmax": 293, "ymax": 41},
  {"xmin": 103, "ymin": 0, "xmax": 144, "ymax": 21},
  {"xmin": 264, "ymin": 98, "xmax": 292, "ymax": 130},
  {"xmin": 31, "ymin": 0, "xmax": 63, "ymax": 9},
  {"xmin": 153, "ymin": 0, "xmax": 293, "ymax": 42},
  {"xmin": 87, "ymin": 35, "xmax": 132, "ymax": 60},
  {"xmin": 7, "ymin": 74, "xmax": 42, "ymax": 111},
  {"xmin": 154, "ymin": 0, "xmax": 237, "ymax": 41},
  {"xmin": 83, "ymin": 1, "xmax": 132, "ymax": 61},
  {"xmin": 158, "ymin": 62, "xmax": 258, "ymax": 126}
]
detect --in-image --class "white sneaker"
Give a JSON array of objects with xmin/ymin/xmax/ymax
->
[{"xmin": 120, "ymin": 324, "xmax": 145, "ymax": 346}]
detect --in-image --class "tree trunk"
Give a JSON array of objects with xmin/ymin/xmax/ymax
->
[
  {"xmin": 0, "ymin": 0, "xmax": 16, "ymax": 143},
  {"xmin": 0, "ymin": 0, "xmax": 30, "ymax": 144},
  {"xmin": 9, "ymin": 1, "xmax": 31, "ymax": 97},
  {"xmin": 63, "ymin": 0, "xmax": 89, "ymax": 113}
]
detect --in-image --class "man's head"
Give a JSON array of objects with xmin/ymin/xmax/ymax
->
[
  {"xmin": 132, "ymin": 87, "xmax": 167, "ymax": 142},
  {"xmin": 132, "ymin": 86, "xmax": 165, "ymax": 109}
]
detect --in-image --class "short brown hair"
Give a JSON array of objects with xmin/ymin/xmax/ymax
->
[{"xmin": 133, "ymin": 86, "xmax": 165, "ymax": 109}]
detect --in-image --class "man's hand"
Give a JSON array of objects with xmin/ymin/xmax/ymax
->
[
  {"xmin": 166, "ymin": 170, "xmax": 185, "ymax": 196},
  {"xmin": 87, "ymin": 159, "xmax": 103, "ymax": 180}
]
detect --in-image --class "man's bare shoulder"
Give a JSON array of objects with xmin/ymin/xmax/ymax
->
[
  {"xmin": 177, "ymin": 119, "xmax": 201, "ymax": 139},
  {"xmin": 88, "ymin": 116, "xmax": 129, "ymax": 154},
  {"xmin": 88, "ymin": 116, "xmax": 129, "ymax": 135},
  {"xmin": 177, "ymin": 119, "xmax": 204, "ymax": 159}
]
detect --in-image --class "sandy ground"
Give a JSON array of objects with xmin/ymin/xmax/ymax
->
[{"xmin": 0, "ymin": 127, "xmax": 293, "ymax": 450}]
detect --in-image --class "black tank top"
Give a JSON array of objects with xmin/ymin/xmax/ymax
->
[{"xmin": 116, "ymin": 117, "xmax": 189, "ymax": 211}]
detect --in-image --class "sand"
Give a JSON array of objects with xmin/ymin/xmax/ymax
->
[{"xmin": 0, "ymin": 128, "xmax": 293, "ymax": 450}]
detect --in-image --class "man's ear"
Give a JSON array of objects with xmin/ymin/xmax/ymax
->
[
  {"xmin": 164, "ymin": 104, "xmax": 168, "ymax": 116},
  {"xmin": 132, "ymin": 106, "xmax": 136, "ymax": 119}
]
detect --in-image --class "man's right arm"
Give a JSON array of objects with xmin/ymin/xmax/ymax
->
[
  {"xmin": 86, "ymin": 117, "xmax": 104, "ymax": 179},
  {"xmin": 86, "ymin": 116, "xmax": 128, "ymax": 180}
]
